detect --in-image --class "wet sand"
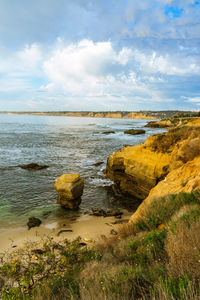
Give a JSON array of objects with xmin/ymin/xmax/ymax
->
[{"xmin": 0, "ymin": 210, "xmax": 132, "ymax": 253}]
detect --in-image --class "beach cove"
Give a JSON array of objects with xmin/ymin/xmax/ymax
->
[{"xmin": 0, "ymin": 114, "xmax": 165, "ymax": 253}]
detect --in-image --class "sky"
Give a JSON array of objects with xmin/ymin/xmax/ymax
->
[{"xmin": 0, "ymin": 0, "xmax": 200, "ymax": 111}]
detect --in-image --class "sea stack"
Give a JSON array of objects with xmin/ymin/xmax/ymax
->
[{"xmin": 54, "ymin": 174, "xmax": 84, "ymax": 210}]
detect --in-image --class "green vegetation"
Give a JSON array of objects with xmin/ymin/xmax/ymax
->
[
  {"xmin": 150, "ymin": 125, "xmax": 200, "ymax": 156},
  {"xmin": 0, "ymin": 190, "xmax": 200, "ymax": 299}
]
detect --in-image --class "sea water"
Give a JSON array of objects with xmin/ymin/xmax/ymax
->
[{"xmin": 0, "ymin": 114, "xmax": 165, "ymax": 229}]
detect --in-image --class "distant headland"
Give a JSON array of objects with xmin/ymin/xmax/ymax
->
[{"xmin": 3, "ymin": 110, "xmax": 198, "ymax": 119}]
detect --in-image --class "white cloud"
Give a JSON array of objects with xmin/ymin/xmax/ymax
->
[
  {"xmin": 133, "ymin": 50, "xmax": 200, "ymax": 75},
  {"xmin": 42, "ymin": 40, "xmax": 133, "ymax": 96},
  {"xmin": 17, "ymin": 44, "xmax": 42, "ymax": 69},
  {"xmin": 40, "ymin": 40, "xmax": 200, "ymax": 105},
  {"xmin": 0, "ymin": 38, "xmax": 200, "ymax": 111}
]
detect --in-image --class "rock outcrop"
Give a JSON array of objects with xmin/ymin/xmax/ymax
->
[
  {"xmin": 145, "ymin": 119, "xmax": 173, "ymax": 128},
  {"xmin": 27, "ymin": 217, "xmax": 42, "ymax": 230},
  {"xmin": 106, "ymin": 120, "xmax": 200, "ymax": 203},
  {"xmin": 106, "ymin": 136, "xmax": 171, "ymax": 199},
  {"xmin": 124, "ymin": 129, "xmax": 145, "ymax": 135},
  {"xmin": 20, "ymin": 163, "xmax": 49, "ymax": 170},
  {"xmin": 130, "ymin": 156, "xmax": 200, "ymax": 224},
  {"xmin": 145, "ymin": 116, "xmax": 200, "ymax": 128},
  {"xmin": 54, "ymin": 174, "xmax": 84, "ymax": 210}
]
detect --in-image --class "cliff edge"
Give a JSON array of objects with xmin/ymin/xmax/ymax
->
[{"xmin": 106, "ymin": 118, "xmax": 200, "ymax": 222}]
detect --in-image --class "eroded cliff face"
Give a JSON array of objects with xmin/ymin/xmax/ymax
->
[
  {"xmin": 130, "ymin": 156, "xmax": 200, "ymax": 223},
  {"xmin": 106, "ymin": 139, "xmax": 170, "ymax": 199},
  {"xmin": 106, "ymin": 120, "xmax": 200, "ymax": 206}
]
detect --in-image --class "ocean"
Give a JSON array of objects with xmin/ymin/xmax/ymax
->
[{"xmin": 0, "ymin": 114, "xmax": 165, "ymax": 230}]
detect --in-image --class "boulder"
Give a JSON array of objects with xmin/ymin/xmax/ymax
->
[
  {"xmin": 20, "ymin": 163, "xmax": 49, "ymax": 170},
  {"xmin": 54, "ymin": 174, "xmax": 84, "ymax": 210},
  {"xmin": 27, "ymin": 217, "xmax": 42, "ymax": 230},
  {"xmin": 124, "ymin": 129, "xmax": 145, "ymax": 135}
]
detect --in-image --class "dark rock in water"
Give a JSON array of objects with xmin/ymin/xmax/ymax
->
[
  {"xmin": 93, "ymin": 161, "xmax": 104, "ymax": 167},
  {"xmin": 124, "ymin": 129, "xmax": 145, "ymax": 135},
  {"xmin": 90, "ymin": 209, "xmax": 123, "ymax": 218},
  {"xmin": 102, "ymin": 131, "xmax": 115, "ymax": 135},
  {"xmin": 20, "ymin": 163, "xmax": 49, "ymax": 170},
  {"xmin": 27, "ymin": 217, "xmax": 42, "ymax": 230},
  {"xmin": 57, "ymin": 229, "xmax": 73, "ymax": 236},
  {"xmin": 0, "ymin": 277, "xmax": 5, "ymax": 290},
  {"xmin": 110, "ymin": 229, "xmax": 118, "ymax": 235}
]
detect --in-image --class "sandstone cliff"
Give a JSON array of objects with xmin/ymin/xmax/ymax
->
[
  {"xmin": 130, "ymin": 155, "xmax": 200, "ymax": 223},
  {"xmin": 8, "ymin": 111, "xmax": 157, "ymax": 119},
  {"xmin": 106, "ymin": 119, "xmax": 200, "ymax": 220},
  {"xmin": 145, "ymin": 116, "xmax": 200, "ymax": 128},
  {"xmin": 106, "ymin": 139, "xmax": 170, "ymax": 199}
]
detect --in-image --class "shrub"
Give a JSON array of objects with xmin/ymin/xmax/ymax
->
[
  {"xmin": 143, "ymin": 190, "xmax": 200, "ymax": 230},
  {"xmin": 150, "ymin": 126, "xmax": 200, "ymax": 154},
  {"xmin": 166, "ymin": 218, "xmax": 200, "ymax": 280}
]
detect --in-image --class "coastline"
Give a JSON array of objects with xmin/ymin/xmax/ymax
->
[
  {"xmin": 0, "ymin": 210, "xmax": 132, "ymax": 253},
  {"xmin": 7, "ymin": 111, "xmax": 157, "ymax": 119}
]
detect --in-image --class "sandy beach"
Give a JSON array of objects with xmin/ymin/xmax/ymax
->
[{"xmin": 0, "ymin": 210, "xmax": 132, "ymax": 253}]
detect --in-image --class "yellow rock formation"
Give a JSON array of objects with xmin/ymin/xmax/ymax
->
[
  {"xmin": 8, "ymin": 111, "xmax": 156, "ymax": 119},
  {"xmin": 187, "ymin": 117, "xmax": 200, "ymax": 126},
  {"xmin": 106, "ymin": 113, "xmax": 122, "ymax": 118},
  {"xmin": 123, "ymin": 112, "xmax": 156, "ymax": 119},
  {"xmin": 106, "ymin": 139, "xmax": 171, "ymax": 199},
  {"xmin": 106, "ymin": 124, "xmax": 200, "ymax": 225},
  {"xmin": 130, "ymin": 156, "xmax": 200, "ymax": 223},
  {"xmin": 54, "ymin": 174, "xmax": 84, "ymax": 209}
]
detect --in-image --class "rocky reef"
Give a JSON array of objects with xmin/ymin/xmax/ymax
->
[
  {"xmin": 106, "ymin": 118, "xmax": 200, "ymax": 207},
  {"xmin": 124, "ymin": 129, "xmax": 145, "ymax": 135},
  {"xmin": 20, "ymin": 163, "xmax": 49, "ymax": 170}
]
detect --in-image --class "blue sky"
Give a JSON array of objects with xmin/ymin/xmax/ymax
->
[{"xmin": 0, "ymin": 0, "xmax": 200, "ymax": 111}]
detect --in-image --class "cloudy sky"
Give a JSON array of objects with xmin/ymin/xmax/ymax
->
[{"xmin": 0, "ymin": 0, "xmax": 200, "ymax": 111}]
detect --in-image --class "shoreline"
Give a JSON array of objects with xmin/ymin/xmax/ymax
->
[{"xmin": 0, "ymin": 210, "xmax": 132, "ymax": 253}]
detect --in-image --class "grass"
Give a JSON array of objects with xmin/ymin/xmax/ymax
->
[
  {"xmin": 150, "ymin": 126, "xmax": 200, "ymax": 156},
  {"xmin": 0, "ymin": 190, "xmax": 200, "ymax": 299}
]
